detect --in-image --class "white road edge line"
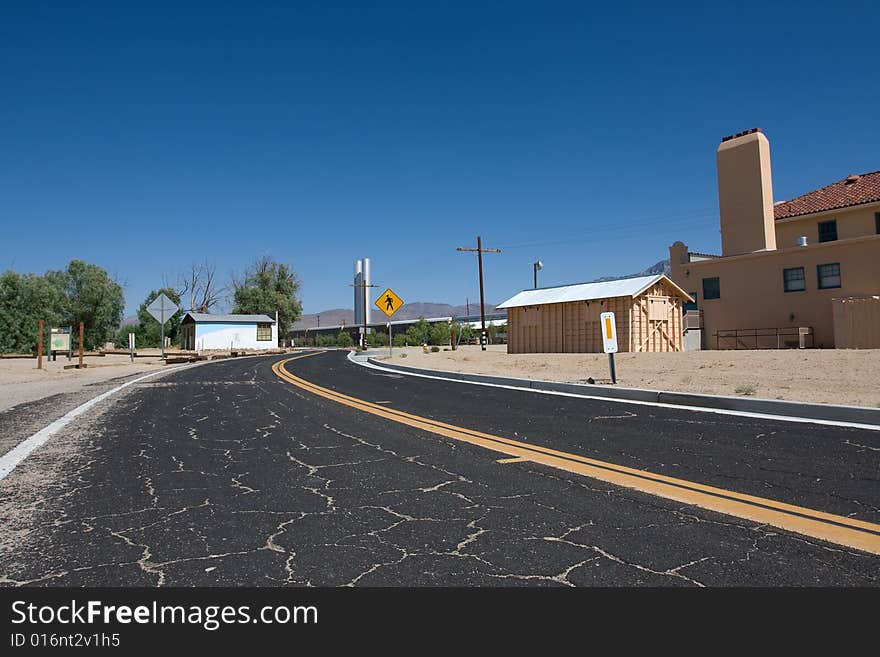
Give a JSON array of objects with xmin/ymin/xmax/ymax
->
[
  {"xmin": 347, "ymin": 352, "xmax": 880, "ymax": 432},
  {"xmin": 0, "ymin": 355, "xmax": 267, "ymax": 482}
]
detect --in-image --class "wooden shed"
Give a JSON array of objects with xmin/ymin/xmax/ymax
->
[{"xmin": 498, "ymin": 274, "xmax": 693, "ymax": 354}]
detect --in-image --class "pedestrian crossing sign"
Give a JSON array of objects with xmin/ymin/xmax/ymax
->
[{"xmin": 375, "ymin": 288, "xmax": 404, "ymax": 318}]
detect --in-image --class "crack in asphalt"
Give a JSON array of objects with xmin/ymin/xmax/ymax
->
[{"xmin": 0, "ymin": 355, "xmax": 877, "ymax": 587}]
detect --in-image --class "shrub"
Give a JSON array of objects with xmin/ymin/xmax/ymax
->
[
  {"xmin": 367, "ymin": 331, "xmax": 389, "ymax": 347},
  {"xmin": 456, "ymin": 323, "xmax": 476, "ymax": 344},
  {"xmin": 114, "ymin": 324, "xmax": 139, "ymax": 348},
  {"xmin": 405, "ymin": 317, "xmax": 430, "ymax": 345},
  {"xmin": 429, "ymin": 322, "xmax": 450, "ymax": 346},
  {"xmin": 336, "ymin": 331, "xmax": 353, "ymax": 348}
]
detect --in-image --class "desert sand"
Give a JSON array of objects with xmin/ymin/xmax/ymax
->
[
  {"xmin": 374, "ymin": 345, "xmax": 880, "ymax": 408},
  {"xmin": 0, "ymin": 353, "xmax": 168, "ymax": 413}
]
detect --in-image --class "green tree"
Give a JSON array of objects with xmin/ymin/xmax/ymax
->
[
  {"xmin": 114, "ymin": 323, "xmax": 139, "ymax": 349},
  {"xmin": 456, "ymin": 323, "xmax": 476, "ymax": 344},
  {"xmin": 136, "ymin": 288, "xmax": 183, "ymax": 347},
  {"xmin": 0, "ymin": 260, "xmax": 122, "ymax": 353},
  {"xmin": 367, "ymin": 330, "xmax": 389, "ymax": 347},
  {"xmin": 336, "ymin": 330, "xmax": 353, "ymax": 348},
  {"xmin": 429, "ymin": 322, "xmax": 450, "ymax": 346},
  {"xmin": 392, "ymin": 333, "xmax": 407, "ymax": 347},
  {"xmin": 487, "ymin": 322, "xmax": 500, "ymax": 344},
  {"xmin": 231, "ymin": 256, "xmax": 302, "ymax": 343},
  {"xmin": 57, "ymin": 260, "xmax": 125, "ymax": 350},
  {"xmin": 0, "ymin": 271, "xmax": 67, "ymax": 353},
  {"xmin": 405, "ymin": 316, "xmax": 430, "ymax": 345}
]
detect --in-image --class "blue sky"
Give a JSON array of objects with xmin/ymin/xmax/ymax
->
[{"xmin": 2, "ymin": 1, "xmax": 878, "ymax": 316}]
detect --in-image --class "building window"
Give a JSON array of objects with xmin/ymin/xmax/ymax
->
[
  {"xmin": 256, "ymin": 323, "xmax": 272, "ymax": 341},
  {"xmin": 875, "ymin": 212, "xmax": 880, "ymax": 234},
  {"xmin": 702, "ymin": 277, "xmax": 720, "ymax": 300},
  {"xmin": 818, "ymin": 219, "xmax": 837, "ymax": 242},
  {"xmin": 817, "ymin": 263, "xmax": 841, "ymax": 289},
  {"xmin": 783, "ymin": 267, "xmax": 806, "ymax": 292}
]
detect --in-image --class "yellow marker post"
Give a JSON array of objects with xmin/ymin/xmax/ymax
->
[{"xmin": 600, "ymin": 311, "xmax": 618, "ymax": 384}]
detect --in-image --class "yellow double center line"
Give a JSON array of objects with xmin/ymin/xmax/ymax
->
[{"xmin": 273, "ymin": 354, "xmax": 880, "ymax": 555}]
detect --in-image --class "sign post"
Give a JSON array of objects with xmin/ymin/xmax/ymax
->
[
  {"xmin": 37, "ymin": 320, "xmax": 43, "ymax": 370},
  {"xmin": 600, "ymin": 311, "xmax": 618, "ymax": 384},
  {"xmin": 78, "ymin": 322, "xmax": 84, "ymax": 369},
  {"xmin": 374, "ymin": 289, "xmax": 404, "ymax": 356},
  {"xmin": 146, "ymin": 293, "xmax": 180, "ymax": 359},
  {"xmin": 50, "ymin": 327, "xmax": 71, "ymax": 362},
  {"xmin": 128, "ymin": 332, "xmax": 136, "ymax": 363}
]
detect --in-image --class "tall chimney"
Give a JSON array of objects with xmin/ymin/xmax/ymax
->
[
  {"xmin": 716, "ymin": 128, "xmax": 776, "ymax": 256},
  {"xmin": 353, "ymin": 259, "xmax": 364, "ymax": 325},
  {"xmin": 363, "ymin": 257, "xmax": 372, "ymax": 325}
]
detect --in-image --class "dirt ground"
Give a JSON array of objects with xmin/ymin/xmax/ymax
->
[
  {"xmin": 0, "ymin": 353, "xmax": 169, "ymax": 413},
  {"xmin": 0, "ymin": 348, "xmax": 294, "ymax": 414},
  {"xmin": 373, "ymin": 345, "xmax": 880, "ymax": 408}
]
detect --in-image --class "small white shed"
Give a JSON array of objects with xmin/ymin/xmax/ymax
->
[{"xmin": 180, "ymin": 312, "xmax": 278, "ymax": 351}]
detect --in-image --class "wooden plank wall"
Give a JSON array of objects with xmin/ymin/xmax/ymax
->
[
  {"xmin": 507, "ymin": 279, "xmax": 686, "ymax": 354},
  {"xmin": 831, "ymin": 296, "xmax": 880, "ymax": 348},
  {"xmin": 629, "ymin": 279, "xmax": 683, "ymax": 352},
  {"xmin": 508, "ymin": 296, "xmax": 632, "ymax": 353}
]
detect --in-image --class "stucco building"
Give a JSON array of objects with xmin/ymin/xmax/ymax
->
[{"xmin": 670, "ymin": 129, "xmax": 880, "ymax": 349}]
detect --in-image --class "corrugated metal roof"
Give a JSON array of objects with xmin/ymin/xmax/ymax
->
[
  {"xmin": 497, "ymin": 274, "xmax": 691, "ymax": 309},
  {"xmin": 184, "ymin": 312, "xmax": 275, "ymax": 324}
]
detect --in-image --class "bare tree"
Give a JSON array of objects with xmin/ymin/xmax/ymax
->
[{"xmin": 177, "ymin": 260, "xmax": 224, "ymax": 313}]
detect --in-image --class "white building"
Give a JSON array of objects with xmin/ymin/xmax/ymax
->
[{"xmin": 180, "ymin": 312, "xmax": 278, "ymax": 351}]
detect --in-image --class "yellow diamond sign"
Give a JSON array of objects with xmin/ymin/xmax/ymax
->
[{"xmin": 375, "ymin": 288, "xmax": 404, "ymax": 318}]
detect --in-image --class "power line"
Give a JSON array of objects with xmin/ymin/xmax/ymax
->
[
  {"xmin": 499, "ymin": 220, "xmax": 716, "ymax": 251},
  {"xmin": 497, "ymin": 208, "xmax": 718, "ymax": 250}
]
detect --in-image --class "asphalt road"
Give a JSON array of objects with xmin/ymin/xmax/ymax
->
[{"xmin": 1, "ymin": 351, "xmax": 878, "ymax": 586}]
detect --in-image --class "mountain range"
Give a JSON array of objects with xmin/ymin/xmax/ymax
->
[
  {"xmin": 294, "ymin": 302, "xmax": 503, "ymax": 329},
  {"xmin": 294, "ymin": 258, "xmax": 670, "ymax": 329}
]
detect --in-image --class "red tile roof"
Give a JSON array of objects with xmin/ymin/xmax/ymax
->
[{"xmin": 774, "ymin": 171, "xmax": 880, "ymax": 220}]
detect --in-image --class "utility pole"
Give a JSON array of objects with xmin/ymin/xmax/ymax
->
[{"xmin": 456, "ymin": 235, "xmax": 501, "ymax": 351}]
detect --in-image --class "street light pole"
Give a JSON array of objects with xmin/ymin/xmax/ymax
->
[
  {"xmin": 533, "ymin": 260, "xmax": 543, "ymax": 289},
  {"xmin": 456, "ymin": 236, "xmax": 501, "ymax": 351}
]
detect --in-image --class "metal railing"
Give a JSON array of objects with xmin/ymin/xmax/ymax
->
[{"xmin": 715, "ymin": 326, "xmax": 814, "ymax": 350}]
